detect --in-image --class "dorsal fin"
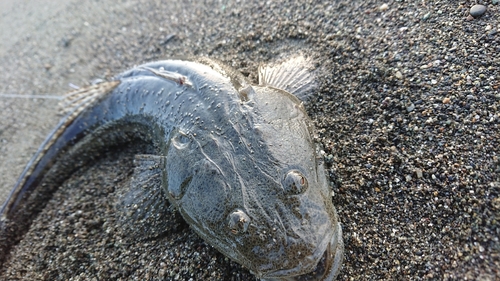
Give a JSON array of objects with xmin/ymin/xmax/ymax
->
[
  {"xmin": 258, "ymin": 55, "xmax": 318, "ymax": 102},
  {"xmin": 58, "ymin": 80, "xmax": 120, "ymax": 116}
]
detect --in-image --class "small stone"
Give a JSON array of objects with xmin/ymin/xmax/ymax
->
[
  {"xmin": 395, "ymin": 71, "xmax": 403, "ymax": 79},
  {"xmin": 406, "ymin": 102, "xmax": 415, "ymax": 112},
  {"xmin": 442, "ymin": 97, "xmax": 451, "ymax": 104},
  {"xmin": 379, "ymin": 3, "xmax": 389, "ymax": 11},
  {"xmin": 493, "ymin": 0, "xmax": 499, "ymax": 5},
  {"xmin": 415, "ymin": 168, "xmax": 423, "ymax": 179},
  {"xmin": 469, "ymin": 5, "xmax": 487, "ymax": 18},
  {"xmin": 492, "ymin": 198, "xmax": 500, "ymax": 210}
]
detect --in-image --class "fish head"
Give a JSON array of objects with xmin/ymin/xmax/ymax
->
[
  {"xmin": 164, "ymin": 83, "xmax": 343, "ymax": 280},
  {"xmin": 230, "ymin": 85, "xmax": 343, "ymax": 280}
]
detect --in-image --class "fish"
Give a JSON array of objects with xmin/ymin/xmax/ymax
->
[{"xmin": 0, "ymin": 56, "xmax": 344, "ymax": 280}]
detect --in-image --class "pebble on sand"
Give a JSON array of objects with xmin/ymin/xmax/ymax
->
[
  {"xmin": 379, "ymin": 3, "xmax": 389, "ymax": 11},
  {"xmin": 395, "ymin": 70, "xmax": 403, "ymax": 79},
  {"xmin": 415, "ymin": 168, "xmax": 423, "ymax": 179},
  {"xmin": 470, "ymin": 4, "xmax": 487, "ymax": 18}
]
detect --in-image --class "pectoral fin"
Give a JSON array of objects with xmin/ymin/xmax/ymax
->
[
  {"xmin": 258, "ymin": 55, "xmax": 317, "ymax": 102},
  {"xmin": 116, "ymin": 154, "xmax": 172, "ymax": 240}
]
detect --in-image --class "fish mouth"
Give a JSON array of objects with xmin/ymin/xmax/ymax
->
[{"xmin": 263, "ymin": 223, "xmax": 344, "ymax": 281}]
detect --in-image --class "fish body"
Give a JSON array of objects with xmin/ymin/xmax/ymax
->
[{"xmin": 0, "ymin": 57, "xmax": 343, "ymax": 280}]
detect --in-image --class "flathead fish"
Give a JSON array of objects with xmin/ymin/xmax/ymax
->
[{"xmin": 0, "ymin": 56, "xmax": 343, "ymax": 280}]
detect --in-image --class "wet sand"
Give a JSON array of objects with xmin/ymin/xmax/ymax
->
[{"xmin": 0, "ymin": 0, "xmax": 499, "ymax": 280}]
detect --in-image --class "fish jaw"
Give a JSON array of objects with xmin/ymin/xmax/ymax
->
[{"xmin": 260, "ymin": 222, "xmax": 344, "ymax": 281}]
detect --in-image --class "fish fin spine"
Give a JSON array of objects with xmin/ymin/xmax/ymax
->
[
  {"xmin": 58, "ymin": 80, "xmax": 120, "ymax": 117},
  {"xmin": 258, "ymin": 55, "xmax": 318, "ymax": 102}
]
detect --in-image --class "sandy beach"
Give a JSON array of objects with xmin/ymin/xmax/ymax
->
[{"xmin": 0, "ymin": 0, "xmax": 498, "ymax": 280}]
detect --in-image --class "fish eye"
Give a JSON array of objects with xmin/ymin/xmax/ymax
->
[
  {"xmin": 283, "ymin": 170, "xmax": 308, "ymax": 195},
  {"xmin": 228, "ymin": 209, "xmax": 251, "ymax": 235}
]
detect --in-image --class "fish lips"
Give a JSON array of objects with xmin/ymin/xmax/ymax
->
[{"xmin": 260, "ymin": 222, "xmax": 344, "ymax": 281}]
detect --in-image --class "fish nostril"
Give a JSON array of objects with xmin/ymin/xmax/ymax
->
[{"xmin": 228, "ymin": 209, "xmax": 250, "ymax": 235}]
